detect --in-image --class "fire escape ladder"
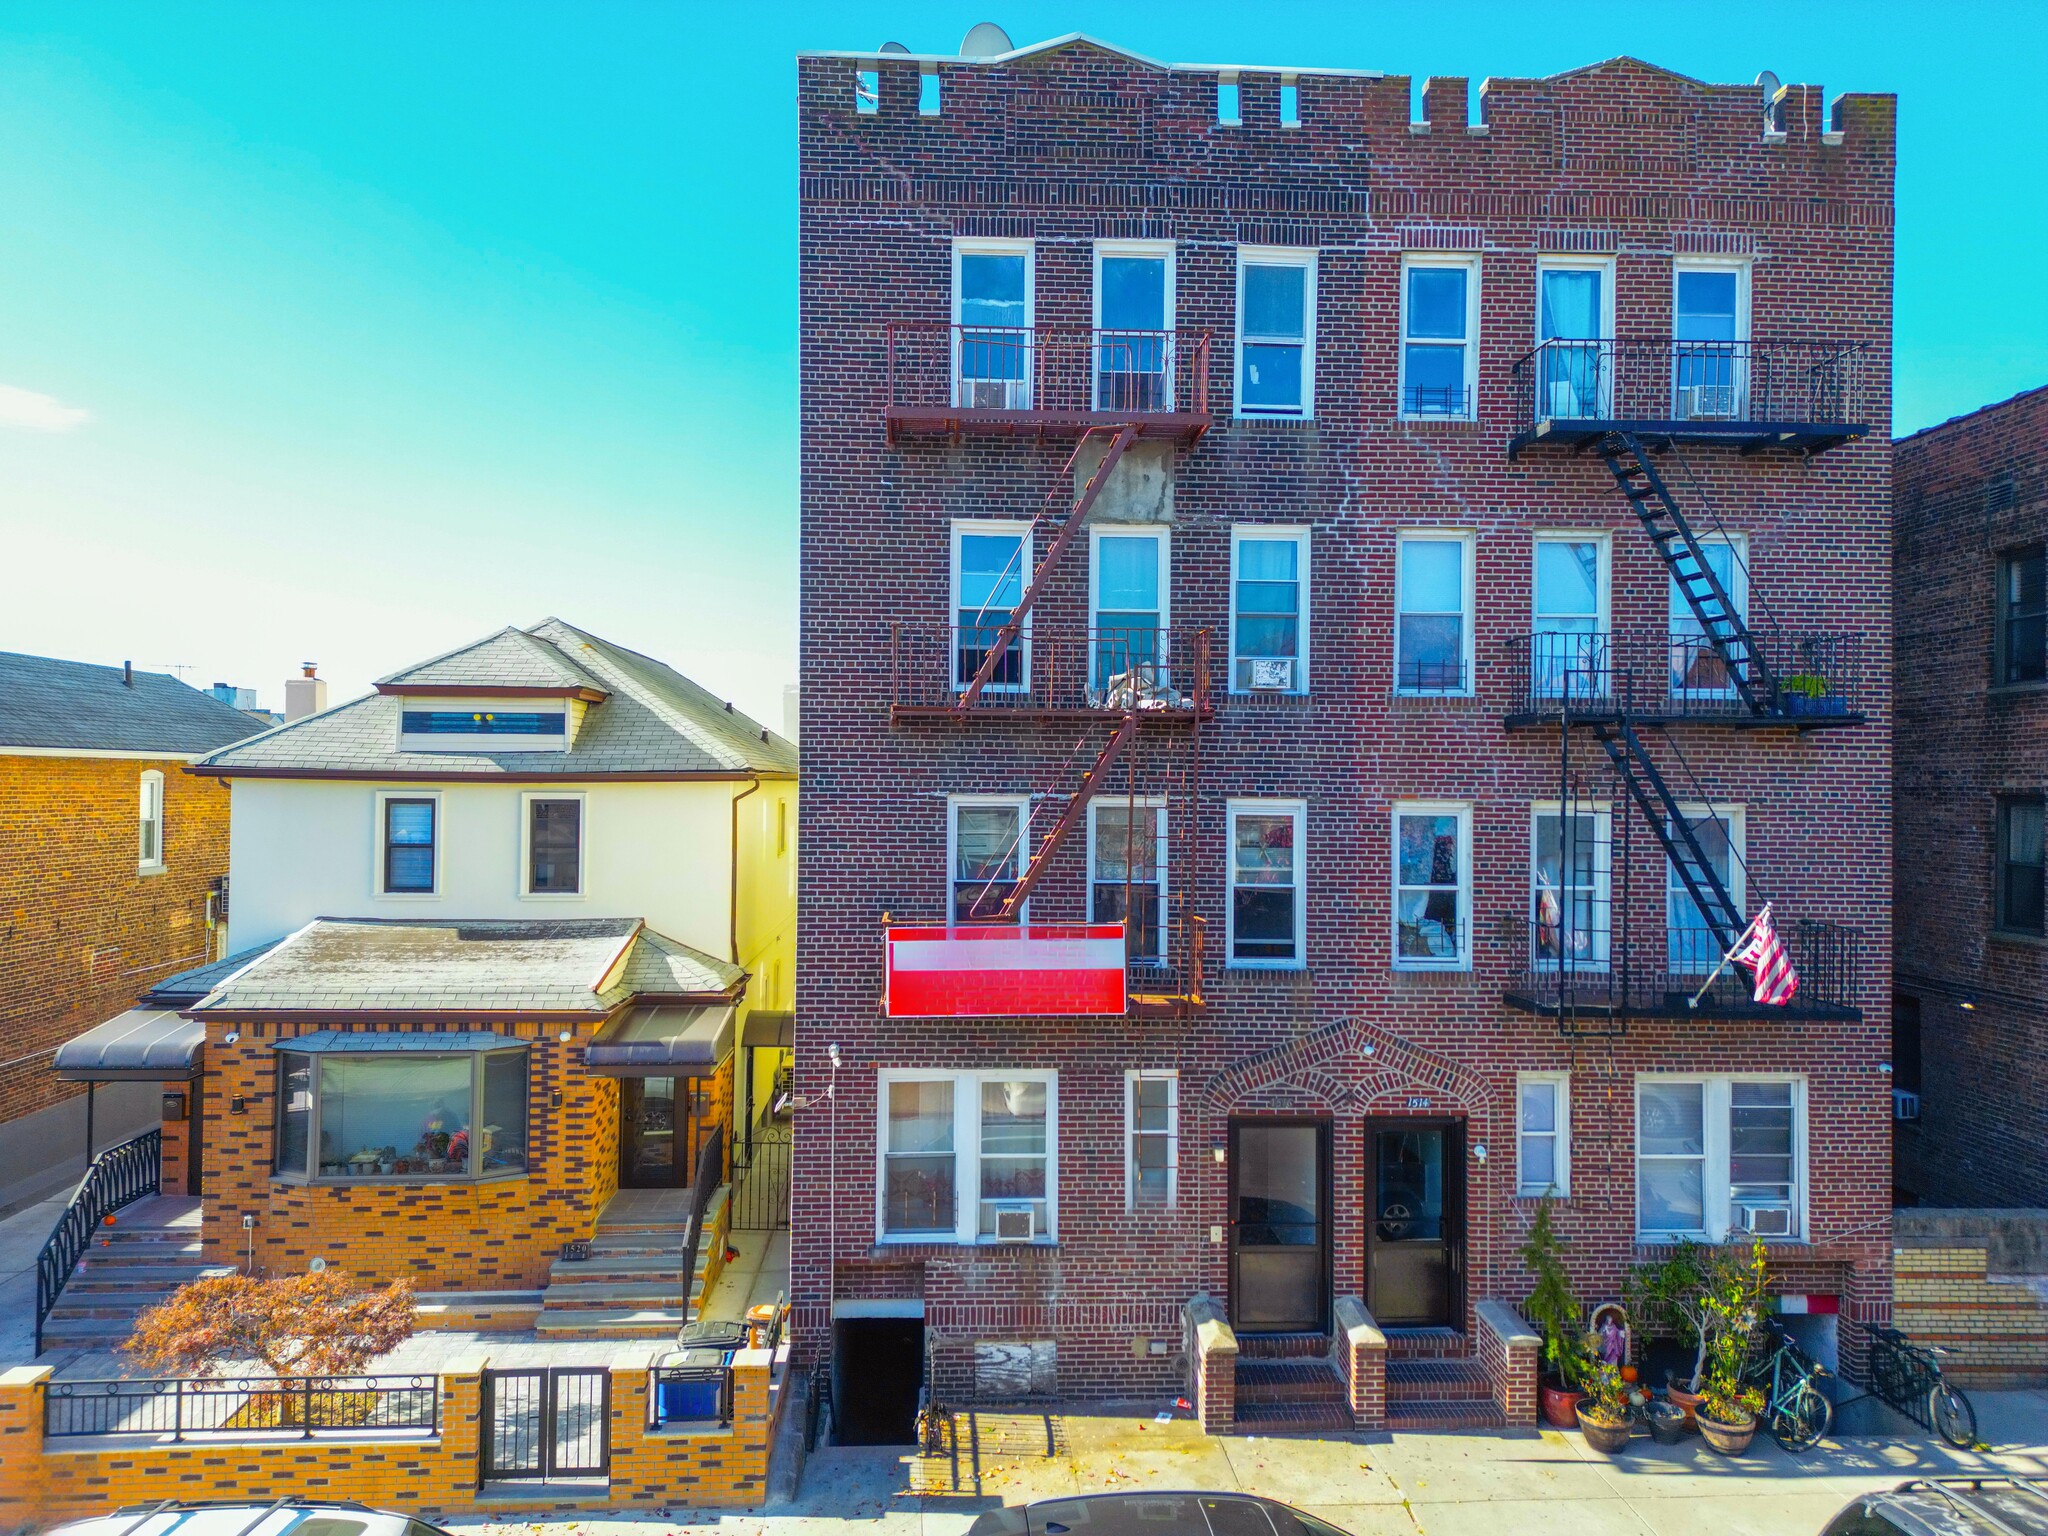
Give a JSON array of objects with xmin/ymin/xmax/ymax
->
[
  {"xmin": 1587, "ymin": 717, "xmax": 1746, "ymax": 957},
  {"xmin": 998, "ymin": 711, "xmax": 1139, "ymax": 919},
  {"xmin": 1596, "ymin": 431, "xmax": 1781, "ymax": 716},
  {"xmin": 957, "ymin": 423, "xmax": 1140, "ymax": 709}
]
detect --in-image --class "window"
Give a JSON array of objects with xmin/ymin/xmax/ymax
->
[
  {"xmin": 1230, "ymin": 527, "xmax": 1308, "ymax": 693},
  {"xmin": 1236, "ymin": 249, "xmax": 1315, "ymax": 419},
  {"xmin": 1998, "ymin": 546, "xmax": 2046, "ymax": 685},
  {"xmin": 1636, "ymin": 1076, "xmax": 1804, "ymax": 1241},
  {"xmin": 1532, "ymin": 805, "xmax": 1610, "ymax": 968},
  {"xmin": 1531, "ymin": 535, "xmax": 1608, "ymax": 698},
  {"xmin": 1089, "ymin": 799, "xmax": 1166, "ymax": 963},
  {"xmin": 1535, "ymin": 259, "xmax": 1613, "ymax": 419},
  {"xmin": 1126, "ymin": 1070, "xmax": 1179, "ymax": 1209},
  {"xmin": 878, "ymin": 1070, "xmax": 1057, "ymax": 1243},
  {"xmin": 526, "ymin": 796, "xmax": 582, "ymax": 895},
  {"xmin": 1517, "ymin": 1073, "xmax": 1570, "ymax": 1197},
  {"xmin": 1094, "ymin": 242, "xmax": 1174, "ymax": 412},
  {"xmin": 953, "ymin": 240, "xmax": 1034, "ymax": 409},
  {"xmin": 380, "ymin": 796, "xmax": 438, "ymax": 895},
  {"xmin": 1090, "ymin": 527, "xmax": 1168, "ymax": 694},
  {"xmin": 1228, "ymin": 800, "xmax": 1306, "ymax": 967},
  {"xmin": 1666, "ymin": 804, "xmax": 1743, "ymax": 974},
  {"xmin": 1669, "ymin": 535, "xmax": 1748, "ymax": 701},
  {"xmin": 1672, "ymin": 261, "xmax": 1749, "ymax": 420},
  {"xmin": 138, "ymin": 770, "xmax": 164, "ymax": 871},
  {"xmin": 950, "ymin": 796, "xmax": 1026, "ymax": 923},
  {"xmin": 1400, "ymin": 255, "xmax": 1478, "ymax": 418},
  {"xmin": 274, "ymin": 1047, "xmax": 528, "ymax": 1182},
  {"xmin": 1892, "ymin": 993, "xmax": 1923, "ymax": 1096},
  {"xmin": 953, "ymin": 521, "xmax": 1031, "ymax": 691},
  {"xmin": 1394, "ymin": 801, "xmax": 1471, "ymax": 969},
  {"xmin": 1396, "ymin": 532, "xmax": 1474, "ymax": 694},
  {"xmin": 400, "ymin": 711, "xmax": 565, "ymax": 736},
  {"xmin": 1996, "ymin": 794, "xmax": 2046, "ymax": 936}
]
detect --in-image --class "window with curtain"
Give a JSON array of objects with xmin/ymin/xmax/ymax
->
[
  {"xmin": 1638, "ymin": 1080, "xmax": 1707, "ymax": 1236},
  {"xmin": 1127, "ymin": 1072, "xmax": 1178, "ymax": 1209},
  {"xmin": 878, "ymin": 1072, "xmax": 1057, "ymax": 1243},
  {"xmin": 382, "ymin": 798, "xmax": 436, "ymax": 893},
  {"xmin": 1092, "ymin": 532, "xmax": 1164, "ymax": 692},
  {"xmin": 1396, "ymin": 535, "xmax": 1470, "ymax": 693},
  {"xmin": 1097, "ymin": 251, "xmax": 1169, "ymax": 410},
  {"xmin": 1669, "ymin": 538, "xmax": 1747, "ymax": 700},
  {"xmin": 955, "ymin": 527, "xmax": 1028, "ymax": 690},
  {"xmin": 1231, "ymin": 531, "xmax": 1306, "ymax": 692},
  {"xmin": 952, "ymin": 800, "xmax": 1023, "ymax": 922},
  {"xmin": 882, "ymin": 1078, "xmax": 956, "ymax": 1236},
  {"xmin": 1229, "ymin": 803, "xmax": 1304, "ymax": 965},
  {"xmin": 1395, "ymin": 805, "xmax": 1468, "ymax": 967},
  {"xmin": 1637, "ymin": 1077, "xmax": 1804, "ymax": 1241},
  {"xmin": 1533, "ymin": 809, "xmax": 1608, "ymax": 967},
  {"xmin": 275, "ymin": 1048, "xmax": 527, "ymax": 1181},
  {"xmin": 978, "ymin": 1078, "xmax": 1049, "ymax": 1237},
  {"xmin": 1538, "ymin": 267, "xmax": 1606, "ymax": 418},
  {"xmin": 1517, "ymin": 1075, "xmax": 1568, "ymax": 1197},
  {"xmin": 1999, "ymin": 546, "xmax": 2046, "ymax": 685},
  {"xmin": 528, "ymin": 798, "xmax": 582, "ymax": 894},
  {"xmin": 1091, "ymin": 802, "xmax": 1165, "ymax": 963},
  {"xmin": 1666, "ymin": 808, "xmax": 1739, "ymax": 973},
  {"xmin": 1996, "ymin": 794, "xmax": 2046, "ymax": 936},
  {"xmin": 1401, "ymin": 259, "xmax": 1475, "ymax": 417},
  {"xmin": 138, "ymin": 771, "xmax": 164, "ymax": 870},
  {"xmin": 1532, "ymin": 538, "xmax": 1604, "ymax": 699},
  {"xmin": 1238, "ymin": 254, "xmax": 1312, "ymax": 417}
]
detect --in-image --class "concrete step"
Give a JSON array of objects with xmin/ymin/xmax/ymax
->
[
  {"xmin": 46, "ymin": 1289, "xmax": 184, "ymax": 1317},
  {"xmin": 38, "ymin": 1315, "xmax": 138, "ymax": 1345},
  {"xmin": 79, "ymin": 1237, "xmax": 206, "ymax": 1259},
  {"xmin": 534, "ymin": 1306, "xmax": 693, "ymax": 1338},
  {"xmin": 586, "ymin": 1232, "xmax": 693, "ymax": 1256},
  {"xmin": 1386, "ymin": 1397, "xmax": 1507, "ymax": 1432},
  {"xmin": 548, "ymin": 1254, "xmax": 697, "ymax": 1285},
  {"xmin": 1386, "ymin": 1357, "xmax": 1492, "ymax": 1403},
  {"xmin": 534, "ymin": 1281, "xmax": 704, "ymax": 1312},
  {"xmin": 65, "ymin": 1264, "xmax": 230, "ymax": 1288}
]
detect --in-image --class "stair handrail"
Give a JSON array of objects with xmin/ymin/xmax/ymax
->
[
  {"xmin": 1664, "ymin": 437, "xmax": 1789, "ymax": 640},
  {"xmin": 35, "ymin": 1126, "xmax": 163, "ymax": 1356},
  {"xmin": 675, "ymin": 1123, "xmax": 726, "ymax": 1325}
]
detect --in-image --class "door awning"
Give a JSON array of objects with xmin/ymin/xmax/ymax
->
[
  {"xmin": 741, "ymin": 1009, "xmax": 793, "ymax": 1049},
  {"xmin": 54, "ymin": 1009, "xmax": 204, "ymax": 1081},
  {"xmin": 585, "ymin": 1004, "xmax": 734, "ymax": 1077}
]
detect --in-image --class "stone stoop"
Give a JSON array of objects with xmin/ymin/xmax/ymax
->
[
  {"xmin": 534, "ymin": 1186, "xmax": 728, "ymax": 1340},
  {"xmin": 40, "ymin": 1218, "xmax": 235, "ymax": 1350},
  {"xmin": 1231, "ymin": 1333, "xmax": 1354, "ymax": 1434},
  {"xmin": 1385, "ymin": 1353, "xmax": 1506, "ymax": 1432}
]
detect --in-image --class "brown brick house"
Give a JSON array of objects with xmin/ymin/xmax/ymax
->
[
  {"xmin": 796, "ymin": 33, "xmax": 1894, "ymax": 1435},
  {"xmin": 1893, "ymin": 385, "xmax": 2048, "ymax": 1208},
  {"xmin": 0, "ymin": 652, "xmax": 261, "ymax": 1211}
]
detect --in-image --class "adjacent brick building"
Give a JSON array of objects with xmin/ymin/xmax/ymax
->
[
  {"xmin": 797, "ymin": 32, "xmax": 1895, "ymax": 1434},
  {"xmin": 1893, "ymin": 384, "xmax": 2048, "ymax": 1208}
]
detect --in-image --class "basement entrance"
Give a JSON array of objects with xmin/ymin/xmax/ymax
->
[{"xmin": 833, "ymin": 1315, "xmax": 924, "ymax": 1446}]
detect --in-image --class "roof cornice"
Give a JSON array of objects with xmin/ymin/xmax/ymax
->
[{"xmin": 184, "ymin": 765, "xmax": 797, "ymax": 784}]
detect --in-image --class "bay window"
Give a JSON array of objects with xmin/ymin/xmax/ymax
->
[
  {"xmin": 1636, "ymin": 1075, "xmax": 1804, "ymax": 1242},
  {"xmin": 274, "ymin": 1043, "xmax": 529, "ymax": 1182},
  {"xmin": 1228, "ymin": 799, "xmax": 1306, "ymax": 967},
  {"xmin": 878, "ymin": 1070, "xmax": 1057, "ymax": 1243}
]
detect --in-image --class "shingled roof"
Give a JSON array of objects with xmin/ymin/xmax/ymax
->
[
  {"xmin": 0, "ymin": 652, "xmax": 271, "ymax": 757},
  {"xmin": 193, "ymin": 618, "xmax": 796, "ymax": 779}
]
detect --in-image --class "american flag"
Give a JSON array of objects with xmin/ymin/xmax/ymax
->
[{"xmin": 1729, "ymin": 903, "xmax": 1800, "ymax": 1006}]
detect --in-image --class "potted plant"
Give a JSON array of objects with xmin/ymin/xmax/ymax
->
[
  {"xmin": 1519, "ymin": 1201, "xmax": 1592, "ymax": 1427},
  {"xmin": 1645, "ymin": 1398, "xmax": 1689, "ymax": 1444},
  {"xmin": 1694, "ymin": 1238, "xmax": 1770, "ymax": 1454},
  {"xmin": 1575, "ymin": 1361, "xmax": 1632, "ymax": 1454},
  {"xmin": 1781, "ymin": 672, "xmax": 1845, "ymax": 718},
  {"xmin": 1624, "ymin": 1241, "xmax": 1721, "ymax": 1423}
]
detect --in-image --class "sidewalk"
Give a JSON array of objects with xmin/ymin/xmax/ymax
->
[{"xmin": 0, "ymin": 1192, "xmax": 71, "ymax": 1367}]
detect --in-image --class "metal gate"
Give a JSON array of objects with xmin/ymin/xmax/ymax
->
[
  {"xmin": 481, "ymin": 1367, "xmax": 610, "ymax": 1481},
  {"xmin": 732, "ymin": 1119, "xmax": 791, "ymax": 1231}
]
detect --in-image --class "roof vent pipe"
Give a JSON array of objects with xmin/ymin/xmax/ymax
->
[{"xmin": 123, "ymin": 660, "xmax": 133, "ymax": 687}]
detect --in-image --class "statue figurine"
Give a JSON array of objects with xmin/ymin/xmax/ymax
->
[{"xmin": 1599, "ymin": 1313, "xmax": 1627, "ymax": 1367}]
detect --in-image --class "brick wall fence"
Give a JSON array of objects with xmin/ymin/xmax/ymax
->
[
  {"xmin": 1476, "ymin": 1300, "xmax": 1540, "ymax": 1426},
  {"xmin": 1333, "ymin": 1295, "xmax": 1387, "ymax": 1430},
  {"xmin": 1891, "ymin": 1208, "xmax": 2048, "ymax": 1387}
]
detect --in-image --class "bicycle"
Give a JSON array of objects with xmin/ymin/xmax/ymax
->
[
  {"xmin": 1866, "ymin": 1325, "xmax": 1978, "ymax": 1450},
  {"xmin": 1742, "ymin": 1316, "xmax": 1835, "ymax": 1452}
]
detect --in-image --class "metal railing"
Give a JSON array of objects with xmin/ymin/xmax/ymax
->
[
  {"xmin": 1511, "ymin": 337, "xmax": 1866, "ymax": 434},
  {"xmin": 885, "ymin": 324, "xmax": 1212, "ymax": 419},
  {"xmin": 674, "ymin": 1123, "xmax": 726, "ymax": 1317},
  {"xmin": 891, "ymin": 623, "xmax": 1214, "ymax": 715},
  {"xmin": 1501, "ymin": 629, "xmax": 1869, "ymax": 723},
  {"xmin": 36, "ymin": 1127, "xmax": 162, "ymax": 1355},
  {"xmin": 649, "ymin": 1363, "xmax": 733, "ymax": 1429},
  {"xmin": 45, "ymin": 1373, "xmax": 436, "ymax": 1440}
]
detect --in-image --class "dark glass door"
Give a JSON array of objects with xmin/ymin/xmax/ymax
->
[
  {"xmin": 619, "ymin": 1077, "xmax": 715, "ymax": 1189},
  {"xmin": 1365, "ymin": 1120, "xmax": 1465, "ymax": 1327},
  {"xmin": 1229, "ymin": 1119, "xmax": 1330, "ymax": 1334}
]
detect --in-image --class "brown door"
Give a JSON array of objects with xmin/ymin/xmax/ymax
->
[
  {"xmin": 619, "ymin": 1077, "xmax": 716, "ymax": 1189},
  {"xmin": 1228, "ymin": 1118, "xmax": 1331, "ymax": 1334},
  {"xmin": 1364, "ymin": 1119, "xmax": 1465, "ymax": 1327}
]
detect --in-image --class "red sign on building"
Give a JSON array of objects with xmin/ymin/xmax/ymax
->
[{"xmin": 884, "ymin": 924, "xmax": 1127, "ymax": 1018}]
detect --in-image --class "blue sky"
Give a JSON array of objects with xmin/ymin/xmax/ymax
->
[{"xmin": 2, "ymin": 2, "xmax": 2042, "ymax": 720}]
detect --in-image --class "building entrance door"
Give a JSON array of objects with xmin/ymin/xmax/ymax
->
[
  {"xmin": 1228, "ymin": 1118, "xmax": 1331, "ymax": 1334},
  {"xmin": 1364, "ymin": 1119, "xmax": 1465, "ymax": 1328},
  {"xmin": 618, "ymin": 1076, "xmax": 713, "ymax": 1190}
]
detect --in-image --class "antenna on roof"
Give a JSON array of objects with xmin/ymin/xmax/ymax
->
[
  {"xmin": 960, "ymin": 22, "xmax": 1013, "ymax": 58},
  {"xmin": 1757, "ymin": 70, "xmax": 1787, "ymax": 134}
]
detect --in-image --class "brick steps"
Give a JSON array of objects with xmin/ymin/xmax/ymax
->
[
  {"xmin": 1232, "ymin": 1351, "xmax": 1352, "ymax": 1434},
  {"xmin": 1386, "ymin": 1356, "xmax": 1491, "ymax": 1403},
  {"xmin": 1387, "ymin": 1397, "xmax": 1508, "ymax": 1432},
  {"xmin": 1383, "ymin": 1327, "xmax": 1466, "ymax": 1359}
]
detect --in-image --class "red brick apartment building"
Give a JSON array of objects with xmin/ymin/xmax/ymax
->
[
  {"xmin": 1893, "ymin": 386, "xmax": 2048, "ymax": 1208},
  {"xmin": 796, "ymin": 31, "xmax": 1895, "ymax": 1436}
]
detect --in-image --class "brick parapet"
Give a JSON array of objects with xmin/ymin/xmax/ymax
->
[{"xmin": 1333, "ymin": 1295, "xmax": 1386, "ymax": 1430}]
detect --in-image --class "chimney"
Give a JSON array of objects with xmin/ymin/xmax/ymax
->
[
  {"xmin": 123, "ymin": 660, "xmax": 133, "ymax": 688},
  {"xmin": 284, "ymin": 662, "xmax": 328, "ymax": 723}
]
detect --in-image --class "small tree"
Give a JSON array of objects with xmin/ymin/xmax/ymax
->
[
  {"xmin": 1625, "ymin": 1236, "xmax": 1768, "ymax": 1394},
  {"xmin": 124, "ymin": 1269, "xmax": 416, "ymax": 1382},
  {"xmin": 1518, "ymin": 1199, "xmax": 1591, "ymax": 1388}
]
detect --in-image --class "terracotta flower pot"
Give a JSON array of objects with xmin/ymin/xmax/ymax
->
[
  {"xmin": 1577, "ymin": 1405, "xmax": 1631, "ymax": 1454},
  {"xmin": 1541, "ymin": 1382, "xmax": 1587, "ymax": 1430},
  {"xmin": 1698, "ymin": 1411, "xmax": 1758, "ymax": 1455},
  {"xmin": 1665, "ymin": 1380, "xmax": 1704, "ymax": 1428}
]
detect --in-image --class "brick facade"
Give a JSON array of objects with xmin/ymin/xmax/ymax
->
[
  {"xmin": 1892, "ymin": 385, "xmax": 2048, "ymax": 1207},
  {"xmin": 797, "ymin": 40, "xmax": 1895, "ymax": 1404}
]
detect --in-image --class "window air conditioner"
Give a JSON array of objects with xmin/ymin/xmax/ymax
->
[
  {"xmin": 1734, "ymin": 1202, "xmax": 1794, "ymax": 1237},
  {"xmin": 991, "ymin": 1204, "xmax": 1037, "ymax": 1243},
  {"xmin": 1675, "ymin": 384, "xmax": 1737, "ymax": 421},
  {"xmin": 959, "ymin": 378, "xmax": 1028, "ymax": 410},
  {"xmin": 1248, "ymin": 657, "xmax": 1295, "ymax": 691},
  {"xmin": 1893, "ymin": 1089, "xmax": 1922, "ymax": 1123}
]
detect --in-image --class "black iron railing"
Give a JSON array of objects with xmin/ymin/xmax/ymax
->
[
  {"xmin": 45, "ymin": 1373, "xmax": 437, "ymax": 1440},
  {"xmin": 675, "ymin": 1123, "xmax": 726, "ymax": 1319},
  {"xmin": 1500, "ymin": 629, "xmax": 1869, "ymax": 725},
  {"xmin": 1510, "ymin": 338, "xmax": 1867, "ymax": 435},
  {"xmin": 648, "ymin": 1363, "xmax": 733, "ymax": 1429},
  {"xmin": 36, "ymin": 1128, "xmax": 161, "ymax": 1355},
  {"xmin": 890, "ymin": 623, "xmax": 1214, "ymax": 717}
]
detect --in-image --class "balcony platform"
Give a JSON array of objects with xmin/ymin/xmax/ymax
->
[
  {"xmin": 884, "ymin": 405, "xmax": 1211, "ymax": 447},
  {"xmin": 1500, "ymin": 700, "xmax": 1868, "ymax": 733},
  {"xmin": 1509, "ymin": 415, "xmax": 1867, "ymax": 458},
  {"xmin": 1500, "ymin": 983, "xmax": 1862, "ymax": 1024}
]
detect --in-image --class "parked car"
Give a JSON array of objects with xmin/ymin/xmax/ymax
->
[
  {"xmin": 968, "ymin": 1492, "xmax": 1354, "ymax": 1536},
  {"xmin": 48, "ymin": 1499, "xmax": 452, "ymax": 1536},
  {"xmin": 1819, "ymin": 1479, "xmax": 2048, "ymax": 1536}
]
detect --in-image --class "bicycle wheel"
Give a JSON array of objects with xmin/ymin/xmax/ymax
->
[
  {"xmin": 1772, "ymin": 1381, "xmax": 1832, "ymax": 1453},
  {"xmin": 1930, "ymin": 1382, "xmax": 1977, "ymax": 1449}
]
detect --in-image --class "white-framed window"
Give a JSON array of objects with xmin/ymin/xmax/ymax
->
[
  {"xmin": 1094, "ymin": 240, "xmax": 1175, "ymax": 412},
  {"xmin": 1669, "ymin": 533, "xmax": 1749, "ymax": 702},
  {"xmin": 375, "ymin": 790, "xmax": 440, "ymax": 897},
  {"xmin": 1088, "ymin": 798, "xmax": 1167, "ymax": 964},
  {"xmin": 1535, "ymin": 256, "xmax": 1615, "ymax": 420},
  {"xmin": 1531, "ymin": 803, "xmax": 1611, "ymax": 969},
  {"xmin": 137, "ymin": 770, "xmax": 165, "ymax": 872},
  {"xmin": 1090, "ymin": 526, "xmax": 1169, "ymax": 695},
  {"xmin": 1636, "ymin": 1075, "xmax": 1805, "ymax": 1242},
  {"xmin": 521, "ymin": 792, "xmax": 584, "ymax": 897},
  {"xmin": 1227, "ymin": 798, "xmax": 1306, "ymax": 968},
  {"xmin": 953, "ymin": 238, "xmax": 1035, "ymax": 409},
  {"xmin": 1126, "ymin": 1069, "xmax": 1179, "ymax": 1210},
  {"xmin": 1666, "ymin": 802, "xmax": 1744, "ymax": 974},
  {"xmin": 952, "ymin": 519, "xmax": 1033, "ymax": 692},
  {"xmin": 1531, "ymin": 534, "xmax": 1610, "ymax": 699},
  {"xmin": 1235, "ymin": 247, "xmax": 1316, "ymax": 419},
  {"xmin": 1517, "ymin": 1072, "xmax": 1571, "ymax": 1197},
  {"xmin": 1396, "ymin": 531, "xmax": 1475, "ymax": 695},
  {"xmin": 1229, "ymin": 526, "xmax": 1309, "ymax": 695},
  {"xmin": 1393, "ymin": 800, "xmax": 1471, "ymax": 970},
  {"xmin": 877, "ymin": 1069, "xmax": 1057, "ymax": 1244},
  {"xmin": 1399, "ymin": 254, "xmax": 1479, "ymax": 419},
  {"xmin": 1672, "ymin": 258, "xmax": 1751, "ymax": 420},
  {"xmin": 949, "ymin": 794, "xmax": 1028, "ymax": 924}
]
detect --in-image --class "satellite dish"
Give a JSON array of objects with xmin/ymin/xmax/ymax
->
[
  {"xmin": 1756, "ymin": 70, "xmax": 1782, "ymax": 101},
  {"xmin": 960, "ymin": 22, "xmax": 1014, "ymax": 58},
  {"xmin": 1756, "ymin": 70, "xmax": 1786, "ymax": 132},
  {"xmin": 878, "ymin": 40, "xmax": 911, "ymax": 54}
]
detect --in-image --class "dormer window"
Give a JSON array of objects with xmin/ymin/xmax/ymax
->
[
  {"xmin": 401, "ymin": 710, "xmax": 565, "ymax": 736},
  {"xmin": 397, "ymin": 698, "xmax": 573, "ymax": 754}
]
